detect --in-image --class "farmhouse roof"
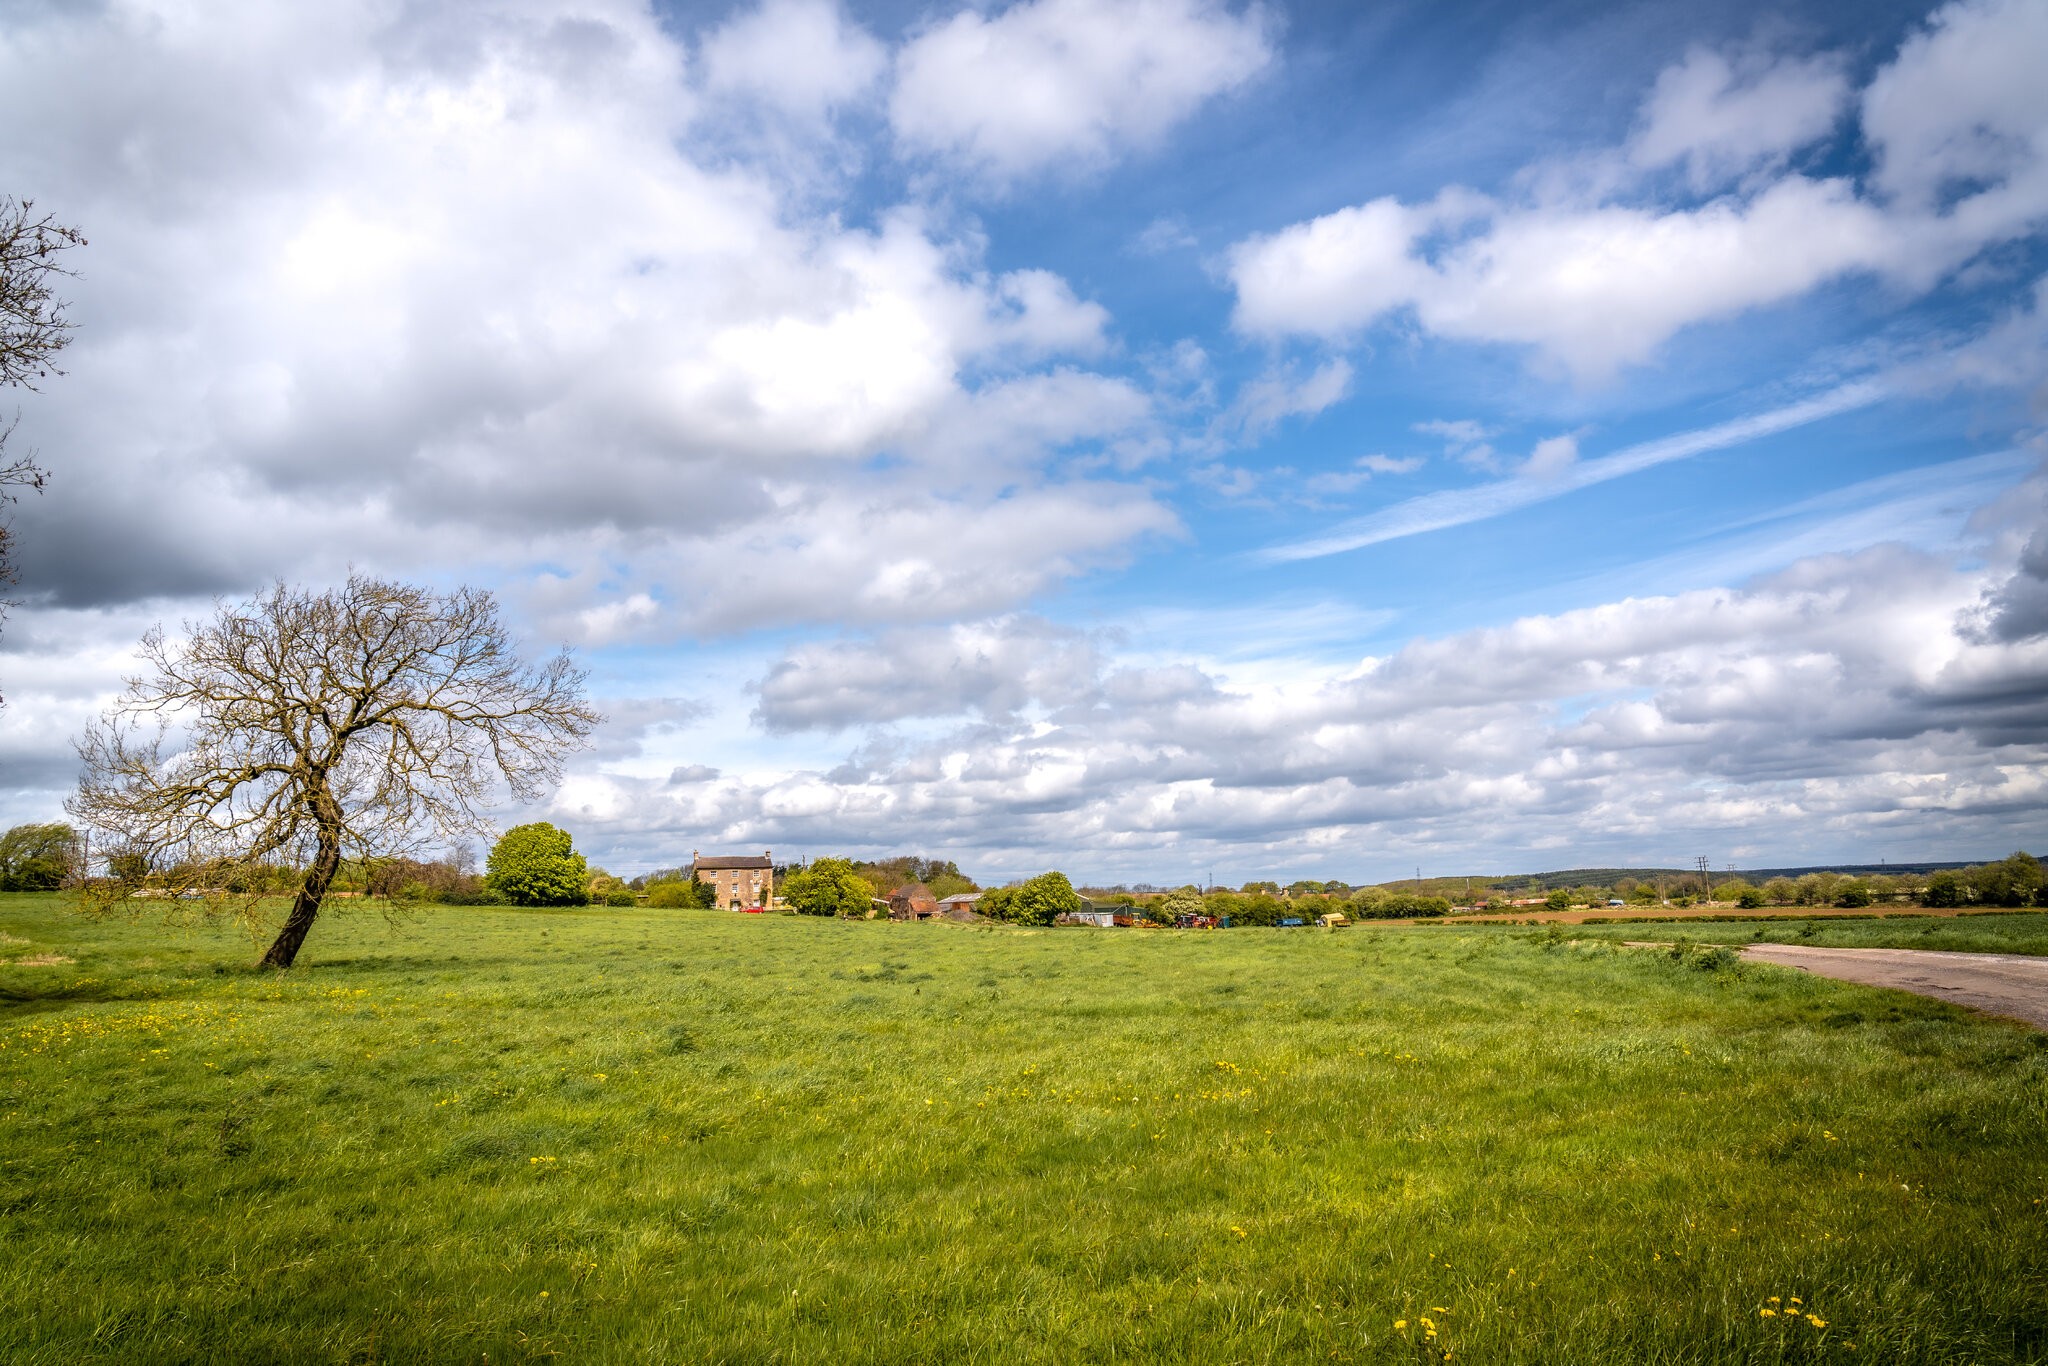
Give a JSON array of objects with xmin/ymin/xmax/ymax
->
[
  {"xmin": 937, "ymin": 892, "xmax": 981, "ymax": 905},
  {"xmin": 890, "ymin": 882, "xmax": 936, "ymax": 901},
  {"xmin": 692, "ymin": 850, "xmax": 771, "ymax": 870}
]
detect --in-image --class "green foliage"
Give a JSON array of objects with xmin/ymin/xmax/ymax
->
[
  {"xmin": 1835, "ymin": 882, "xmax": 1874, "ymax": 908},
  {"xmin": 782, "ymin": 858, "xmax": 875, "ymax": 917},
  {"xmin": 980, "ymin": 871, "xmax": 1083, "ymax": 926},
  {"xmin": 604, "ymin": 890, "xmax": 635, "ymax": 907},
  {"xmin": 0, "ymin": 822, "xmax": 78, "ymax": 891},
  {"xmin": 1972, "ymin": 852, "xmax": 2045, "ymax": 907},
  {"xmin": 1737, "ymin": 885, "xmax": 1769, "ymax": 909},
  {"xmin": 645, "ymin": 878, "xmax": 712, "ymax": 910},
  {"xmin": 484, "ymin": 823, "xmax": 589, "ymax": 907},
  {"xmin": 1158, "ymin": 886, "xmax": 1205, "ymax": 922},
  {"xmin": 1544, "ymin": 888, "xmax": 1572, "ymax": 911}
]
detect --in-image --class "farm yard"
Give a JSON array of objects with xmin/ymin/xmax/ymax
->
[{"xmin": 2, "ymin": 892, "xmax": 2044, "ymax": 1363}]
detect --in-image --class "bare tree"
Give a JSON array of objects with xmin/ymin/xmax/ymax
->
[
  {"xmin": 70, "ymin": 575, "xmax": 601, "ymax": 968},
  {"xmin": 0, "ymin": 197, "xmax": 87, "ymax": 690}
]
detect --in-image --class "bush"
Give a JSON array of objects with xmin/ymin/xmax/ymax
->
[
  {"xmin": 605, "ymin": 890, "xmax": 634, "ymax": 907},
  {"xmin": 484, "ymin": 823, "xmax": 589, "ymax": 907},
  {"xmin": 1835, "ymin": 882, "xmax": 1873, "ymax": 908},
  {"xmin": 1736, "ymin": 886, "xmax": 1768, "ymax": 909},
  {"xmin": 646, "ymin": 879, "xmax": 709, "ymax": 909},
  {"xmin": 1544, "ymin": 888, "xmax": 1572, "ymax": 911}
]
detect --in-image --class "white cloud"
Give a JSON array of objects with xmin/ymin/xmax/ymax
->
[
  {"xmin": 1523, "ymin": 433, "xmax": 1579, "ymax": 480},
  {"xmin": 536, "ymin": 537, "xmax": 2047, "ymax": 878},
  {"xmin": 1863, "ymin": 0, "xmax": 2048, "ymax": 214},
  {"xmin": 1266, "ymin": 382, "xmax": 1884, "ymax": 561},
  {"xmin": 889, "ymin": 0, "xmax": 1274, "ymax": 184},
  {"xmin": 1629, "ymin": 46, "xmax": 1850, "ymax": 189},
  {"xmin": 0, "ymin": 0, "xmax": 1168, "ymax": 640},
  {"xmin": 1228, "ymin": 3, "xmax": 2048, "ymax": 380},
  {"xmin": 700, "ymin": 0, "xmax": 885, "ymax": 122},
  {"xmin": 1223, "ymin": 358, "xmax": 1353, "ymax": 439}
]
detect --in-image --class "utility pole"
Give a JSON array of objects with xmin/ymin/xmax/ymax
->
[{"xmin": 1695, "ymin": 855, "xmax": 1712, "ymax": 898}]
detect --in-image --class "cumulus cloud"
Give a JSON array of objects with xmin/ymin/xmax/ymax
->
[
  {"xmin": 1229, "ymin": 0, "xmax": 2048, "ymax": 379},
  {"xmin": 0, "ymin": 0, "xmax": 1169, "ymax": 639},
  {"xmin": 1628, "ymin": 46, "xmax": 1850, "ymax": 189},
  {"xmin": 700, "ymin": 0, "xmax": 885, "ymax": 122},
  {"xmin": 540, "ymin": 540, "xmax": 2047, "ymax": 877},
  {"xmin": 889, "ymin": 0, "xmax": 1274, "ymax": 184}
]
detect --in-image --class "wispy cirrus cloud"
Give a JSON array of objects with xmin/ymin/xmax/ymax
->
[{"xmin": 1262, "ymin": 381, "xmax": 1886, "ymax": 562}]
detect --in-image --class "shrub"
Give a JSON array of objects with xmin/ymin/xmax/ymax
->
[
  {"xmin": 605, "ymin": 890, "xmax": 634, "ymax": 907},
  {"xmin": 646, "ymin": 880, "xmax": 708, "ymax": 909},
  {"xmin": 1544, "ymin": 888, "xmax": 1572, "ymax": 911},
  {"xmin": 484, "ymin": 823, "xmax": 589, "ymax": 907},
  {"xmin": 1835, "ymin": 882, "xmax": 1873, "ymax": 908},
  {"xmin": 1736, "ymin": 886, "xmax": 1768, "ymax": 909}
]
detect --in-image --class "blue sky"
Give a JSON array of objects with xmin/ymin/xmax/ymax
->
[{"xmin": 0, "ymin": 0, "xmax": 2043, "ymax": 883}]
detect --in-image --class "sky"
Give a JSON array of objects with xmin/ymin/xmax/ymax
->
[{"xmin": 0, "ymin": 0, "xmax": 2045, "ymax": 885}]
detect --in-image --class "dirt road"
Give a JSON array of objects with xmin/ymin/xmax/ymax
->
[{"xmin": 1740, "ymin": 943, "xmax": 2048, "ymax": 1030}]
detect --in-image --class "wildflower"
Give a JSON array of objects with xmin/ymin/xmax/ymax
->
[
  {"xmin": 1394, "ymin": 1319, "xmax": 1407, "ymax": 1331},
  {"xmin": 1230, "ymin": 1226, "xmax": 1248, "ymax": 1239},
  {"xmin": 1808, "ymin": 1315, "xmax": 1827, "ymax": 1328},
  {"xmin": 1760, "ymin": 1309, "xmax": 1777, "ymax": 1318}
]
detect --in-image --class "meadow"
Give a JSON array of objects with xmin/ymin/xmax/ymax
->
[{"xmin": 2, "ymin": 892, "xmax": 2044, "ymax": 1364}]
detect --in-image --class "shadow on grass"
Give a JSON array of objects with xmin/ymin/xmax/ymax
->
[{"xmin": 0, "ymin": 977, "xmax": 127, "ymax": 1014}]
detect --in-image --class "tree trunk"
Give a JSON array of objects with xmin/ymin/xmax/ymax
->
[{"xmin": 259, "ymin": 807, "xmax": 341, "ymax": 969}]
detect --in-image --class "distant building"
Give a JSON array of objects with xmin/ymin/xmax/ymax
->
[
  {"xmin": 888, "ymin": 883, "xmax": 941, "ymax": 921},
  {"xmin": 937, "ymin": 892, "xmax": 983, "ymax": 921},
  {"xmin": 1059, "ymin": 909, "xmax": 1116, "ymax": 928},
  {"xmin": 691, "ymin": 850, "xmax": 772, "ymax": 910}
]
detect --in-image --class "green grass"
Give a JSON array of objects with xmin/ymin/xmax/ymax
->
[
  {"xmin": 1558, "ymin": 912, "xmax": 2048, "ymax": 957},
  {"xmin": 2, "ymin": 893, "xmax": 2045, "ymax": 1364}
]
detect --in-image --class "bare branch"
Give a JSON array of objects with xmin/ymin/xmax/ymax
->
[{"xmin": 69, "ymin": 575, "xmax": 601, "ymax": 966}]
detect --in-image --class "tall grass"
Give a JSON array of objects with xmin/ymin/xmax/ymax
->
[{"xmin": 1, "ymin": 893, "xmax": 2043, "ymax": 1363}]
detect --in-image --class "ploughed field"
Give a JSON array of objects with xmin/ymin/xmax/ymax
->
[{"xmin": 1, "ymin": 893, "xmax": 2044, "ymax": 1364}]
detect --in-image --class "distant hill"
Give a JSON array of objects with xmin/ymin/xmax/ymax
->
[{"xmin": 1368, "ymin": 862, "xmax": 1983, "ymax": 893}]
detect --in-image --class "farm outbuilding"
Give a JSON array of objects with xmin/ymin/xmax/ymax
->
[{"xmin": 888, "ymin": 883, "xmax": 941, "ymax": 920}]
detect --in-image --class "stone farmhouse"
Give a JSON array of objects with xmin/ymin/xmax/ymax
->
[{"xmin": 691, "ymin": 850, "xmax": 772, "ymax": 910}]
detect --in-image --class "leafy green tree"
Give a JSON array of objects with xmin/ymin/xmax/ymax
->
[
  {"xmin": 1712, "ymin": 879, "xmax": 1752, "ymax": 903},
  {"xmin": 0, "ymin": 822, "xmax": 78, "ymax": 890},
  {"xmin": 1544, "ymin": 888, "xmax": 1572, "ymax": 911},
  {"xmin": 1628, "ymin": 882, "xmax": 1660, "ymax": 904},
  {"xmin": 782, "ymin": 857, "xmax": 875, "ymax": 917},
  {"xmin": 983, "ymin": 871, "xmax": 1084, "ymax": 926},
  {"xmin": 1971, "ymin": 852, "xmax": 2043, "ymax": 907},
  {"xmin": 486, "ymin": 822, "xmax": 589, "ymax": 906},
  {"xmin": 1158, "ymin": 886, "xmax": 1204, "ymax": 923},
  {"xmin": 1736, "ymin": 885, "xmax": 1768, "ymax": 909},
  {"xmin": 1835, "ymin": 882, "xmax": 1873, "ymax": 908},
  {"xmin": 1762, "ymin": 878, "xmax": 1797, "ymax": 905},
  {"xmin": 1923, "ymin": 870, "xmax": 1965, "ymax": 907}
]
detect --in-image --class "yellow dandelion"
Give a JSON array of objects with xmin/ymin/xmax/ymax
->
[
  {"xmin": 1394, "ymin": 1319, "xmax": 1408, "ymax": 1331},
  {"xmin": 1760, "ymin": 1308, "xmax": 1777, "ymax": 1318},
  {"xmin": 1808, "ymin": 1316, "xmax": 1827, "ymax": 1328}
]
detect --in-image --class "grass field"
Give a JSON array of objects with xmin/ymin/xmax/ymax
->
[
  {"xmin": 2, "ymin": 892, "xmax": 2044, "ymax": 1364},
  {"xmin": 1557, "ymin": 912, "xmax": 2048, "ymax": 957}
]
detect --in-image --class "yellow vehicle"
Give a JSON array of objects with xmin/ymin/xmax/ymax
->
[{"xmin": 1315, "ymin": 912, "xmax": 1350, "ymax": 928}]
